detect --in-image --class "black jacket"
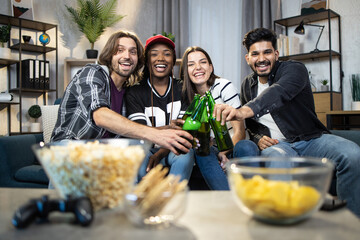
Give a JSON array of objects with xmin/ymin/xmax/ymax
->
[{"xmin": 240, "ymin": 60, "xmax": 329, "ymax": 144}]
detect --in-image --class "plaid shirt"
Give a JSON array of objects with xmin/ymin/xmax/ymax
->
[{"xmin": 51, "ymin": 64, "xmax": 124, "ymax": 141}]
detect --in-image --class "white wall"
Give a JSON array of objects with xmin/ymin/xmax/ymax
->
[{"xmin": 281, "ymin": 0, "xmax": 360, "ymax": 110}]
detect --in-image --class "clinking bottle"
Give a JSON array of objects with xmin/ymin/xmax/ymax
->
[
  {"xmin": 182, "ymin": 96, "xmax": 206, "ymax": 149},
  {"xmin": 206, "ymin": 91, "xmax": 234, "ymax": 152},
  {"xmin": 196, "ymin": 96, "xmax": 210, "ymax": 156},
  {"xmin": 182, "ymin": 94, "xmax": 201, "ymax": 120}
]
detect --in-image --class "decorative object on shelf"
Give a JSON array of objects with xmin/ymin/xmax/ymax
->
[
  {"xmin": 0, "ymin": 92, "xmax": 13, "ymax": 102},
  {"xmin": 22, "ymin": 35, "xmax": 31, "ymax": 44},
  {"xmin": 320, "ymin": 79, "xmax": 329, "ymax": 91},
  {"xmin": 351, "ymin": 74, "xmax": 360, "ymax": 110},
  {"xmin": 309, "ymin": 71, "xmax": 317, "ymax": 92},
  {"xmin": 65, "ymin": 0, "xmax": 125, "ymax": 59},
  {"xmin": 0, "ymin": 24, "xmax": 11, "ymax": 48},
  {"xmin": 294, "ymin": 20, "xmax": 325, "ymax": 53},
  {"xmin": 301, "ymin": 0, "xmax": 327, "ymax": 15},
  {"xmin": 11, "ymin": 0, "xmax": 34, "ymax": 20},
  {"xmin": 39, "ymin": 33, "xmax": 50, "ymax": 46},
  {"xmin": 28, "ymin": 104, "xmax": 42, "ymax": 132}
]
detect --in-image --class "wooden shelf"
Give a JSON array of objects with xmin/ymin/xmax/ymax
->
[
  {"xmin": 10, "ymin": 43, "xmax": 56, "ymax": 53},
  {"xmin": 0, "ymin": 14, "xmax": 56, "ymax": 31},
  {"xmin": 64, "ymin": 58, "xmax": 97, "ymax": 90},
  {"xmin": 274, "ymin": 9, "xmax": 340, "ymax": 27},
  {"xmin": 9, "ymin": 88, "xmax": 56, "ymax": 94},
  {"xmin": 279, "ymin": 50, "xmax": 341, "ymax": 61},
  {"xmin": 0, "ymin": 58, "xmax": 19, "ymax": 68}
]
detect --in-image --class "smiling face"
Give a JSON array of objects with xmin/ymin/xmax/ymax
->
[
  {"xmin": 245, "ymin": 40, "xmax": 279, "ymax": 83},
  {"xmin": 111, "ymin": 37, "xmax": 138, "ymax": 81},
  {"xmin": 148, "ymin": 43, "xmax": 174, "ymax": 81},
  {"xmin": 187, "ymin": 51, "xmax": 213, "ymax": 93}
]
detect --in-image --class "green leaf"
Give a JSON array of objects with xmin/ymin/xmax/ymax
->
[{"xmin": 65, "ymin": 0, "xmax": 125, "ymax": 49}]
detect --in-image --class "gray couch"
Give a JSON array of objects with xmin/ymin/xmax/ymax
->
[{"xmin": 0, "ymin": 130, "xmax": 359, "ymax": 189}]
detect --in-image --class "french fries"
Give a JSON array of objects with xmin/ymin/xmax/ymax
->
[{"xmin": 131, "ymin": 164, "xmax": 188, "ymax": 217}]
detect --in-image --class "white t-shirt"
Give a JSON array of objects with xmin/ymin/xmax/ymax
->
[
  {"xmin": 256, "ymin": 79, "xmax": 286, "ymax": 141},
  {"xmin": 210, "ymin": 78, "xmax": 241, "ymax": 138}
]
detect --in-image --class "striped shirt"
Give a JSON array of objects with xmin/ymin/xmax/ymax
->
[{"xmin": 209, "ymin": 78, "xmax": 241, "ymax": 138}]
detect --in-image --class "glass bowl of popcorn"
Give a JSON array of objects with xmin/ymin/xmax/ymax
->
[
  {"xmin": 32, "ymin": 139, "xmax": 151, "ymax": 210},
  {"xmin": 226, "ymin": 157, "xmax": 334, "ymax": 225}
]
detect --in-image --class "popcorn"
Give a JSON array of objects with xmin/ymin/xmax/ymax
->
[{"xmin": 38, "ymin": 141, "xmax": 145, "ymax": 210}]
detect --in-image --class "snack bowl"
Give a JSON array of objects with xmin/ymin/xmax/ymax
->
[
  {"xmin": 124, "ymin": 187, "xmax": 188, "ymax": 228},
  {"xmin": 32, "ymin": 139, "xmax": 151, "ymax": 210},
  {"xmin": 227, "ymin": 157, "xmax": 334, "ymax": 225},
  {"xmin": 124, "ymin": 165, "xmax": 188, "ymax": 228}
]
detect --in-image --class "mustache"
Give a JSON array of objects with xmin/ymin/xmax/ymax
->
[{"xmin": 255, "ymin": 61, "xmax": 270, "ymax": 67}]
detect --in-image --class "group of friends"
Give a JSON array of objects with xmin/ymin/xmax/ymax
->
[{"xmin": 50, "ymin": 28, "xmax": 360, "ymax": 218}]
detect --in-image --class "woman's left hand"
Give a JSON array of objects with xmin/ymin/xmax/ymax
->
[{"xmin": 218, "ymin": 151, "xmax": 229, "ymax": 170}]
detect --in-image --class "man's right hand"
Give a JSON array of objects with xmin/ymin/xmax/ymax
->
[
  {"xmin": 151, "ymin": 129, "xmax": 194, "ymax": 155},
  {"xmin": 258, "ymin": 136, "xmax": 279, "ymax": 150}
]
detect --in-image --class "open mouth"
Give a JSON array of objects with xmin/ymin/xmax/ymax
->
[
  {"xmin": 255, "ymin": 61, "xmax": 270, "ymax": 71},
  {"xmin": 155, "ymin": 64, "xmax": 167, "ymax": 72},
  {"xmin": 120, "ymin": 62, "xmax": 132, "ymax": 69}
]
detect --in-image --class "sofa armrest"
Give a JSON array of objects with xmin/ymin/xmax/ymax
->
[
  {"xmin": 0, "ymin": 134, "xmax": 43, "ymax": 186},
  {"xmin": 330, "ymin": 130, "xmax": 360, "ymax": 146}
]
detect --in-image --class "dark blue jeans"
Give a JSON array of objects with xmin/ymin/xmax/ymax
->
[{"xmin": 195, "ymin": 140, "xmax": 259, "ymax": 190}]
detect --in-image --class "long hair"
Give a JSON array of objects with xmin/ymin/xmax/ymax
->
[
  {"xmin": 180, "ymin": 46, "xmax": 219, "ymax": 104},
  {"xmin": 98, "ymin": 31, "xmax": 145, "ymax": 87}
]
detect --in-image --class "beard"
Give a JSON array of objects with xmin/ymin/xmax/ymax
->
[{"xmin": 250, "ymin": 60, "xmax": 272, "ymax": 77}]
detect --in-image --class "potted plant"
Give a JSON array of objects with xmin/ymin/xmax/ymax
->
[
  {"xmin": 0, "ymin": 24, "xmax": 11, "ymax": 59},
  {"xmin": 65, "ymin": 0, "xmax": 125, "ymax": 59},
  {"xmin": 320, "ymin": 79, "xmax": 329, "ymax": 91},
  {"xmin": 0, "ymin": 24, "xmax": 11, "ymax": 48},
  {"xmin": 28, "ymin": 104, "xmax": 42, "ymax": 132},
  {"xmin": 351, "ymin": 74, "xmax": 360, "ymax": 110}
]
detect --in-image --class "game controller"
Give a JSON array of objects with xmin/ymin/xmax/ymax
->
[{"xmin": 12, "ymin": 195, "xmax": 94, "ymax": 228}]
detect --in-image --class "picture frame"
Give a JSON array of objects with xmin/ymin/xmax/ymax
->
[
  {"xmin": 11, "ymin": 0, "xmax": 34, "ymax": 20},
  {"xmin": 300, "ymin": 0, "xmax": 328, "ymax": 15}
]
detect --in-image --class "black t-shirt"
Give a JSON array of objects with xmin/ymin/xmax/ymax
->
[{"xmin": 125, "ymin": 77, "xmax": 186, "ymax": 127}]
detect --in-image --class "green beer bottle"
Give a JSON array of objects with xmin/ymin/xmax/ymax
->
[
  {"xmin": 182, "ymin": 96, "xmax": 206, "ymax": 148},
  {"xmin": 206, "ymin": 91, "xmax": 234, "ymax": 152},
  {"xmin": 182, "ymin": 94, "xmax": 201, "ymax": 120},
  {"xmin": 196, "ymin": 96, "xmax": 210, "ymax": 156}
]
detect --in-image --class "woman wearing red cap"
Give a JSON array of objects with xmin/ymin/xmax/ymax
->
[{"xmin": 125, "ymin": 35, "xmax": 195, "ymax": 182}]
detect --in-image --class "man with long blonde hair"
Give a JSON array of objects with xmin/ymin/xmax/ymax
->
[{"xmin": 51, "ymin": 31, "xmax": 193, "ymax": 154}]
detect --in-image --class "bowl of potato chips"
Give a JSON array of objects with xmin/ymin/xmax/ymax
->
[
  {"xmin": 227, "ymin": 157, "xmax": 334, "ymax": 225},
  {"xmin": 32, "ymin": 139, "xmax": 150, "ymax": 210}
]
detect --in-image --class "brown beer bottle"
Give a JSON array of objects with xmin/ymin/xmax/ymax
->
[{"xmin": 206, "ymin": 91, "xmax": 234, "ymax": 152}]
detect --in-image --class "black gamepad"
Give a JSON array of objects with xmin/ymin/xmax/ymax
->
[{"xmin": 12, "ymin": 195, "xmax": 94, "ymax": 228}]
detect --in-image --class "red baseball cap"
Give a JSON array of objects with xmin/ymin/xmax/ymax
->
[{"xmin": 145, "ymin": 34, "xmax": 175, "ymax": 51}]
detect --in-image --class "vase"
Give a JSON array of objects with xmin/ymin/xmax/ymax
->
[
  {"xmin": 351, "ymin": 101, "xmax": 360, "ymax": 111},
  {"xmin": 30, "ymin": 122, "xmax": 41, "ymax": 132},
  {"xmin": 0, "ymin": 46, "xmax": 11, "ymax": 59},
  {"xmin": 86, "ymin": 49, "xmax": 98, "ymax": 59},
  {"xmin": 320, "ymin": 85, "xmax": 329, "ymax": 91}
]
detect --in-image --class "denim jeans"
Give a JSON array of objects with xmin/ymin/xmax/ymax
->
[
  {"xmin": 195, "ymin": 140, "xmax": 259, "ymax": 190},
  {"xmin": 261, "ymin": 133, "xmax": 360, "ymax": 217},
  {"xmin": 137, "ymin": 148, "xmax": 195, "ymax": 182}
]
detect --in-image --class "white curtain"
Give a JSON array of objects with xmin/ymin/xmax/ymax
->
[
  {"xmin": 189, "ymin": 0, "xmax": 243, "ymax": 91},
  {"xmin": 189, "ymin": 0, "xmax": 281, "ymax": 91}
]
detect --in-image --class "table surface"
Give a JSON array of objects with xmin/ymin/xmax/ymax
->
[{"xmin": 0, "ymin": 188, "xmax": 359, "ymax": 240}]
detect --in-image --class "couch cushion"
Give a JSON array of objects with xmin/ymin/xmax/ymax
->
[{"xmin": 14, "ymin": 165, "xmax": 49, "ymax": 184}]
